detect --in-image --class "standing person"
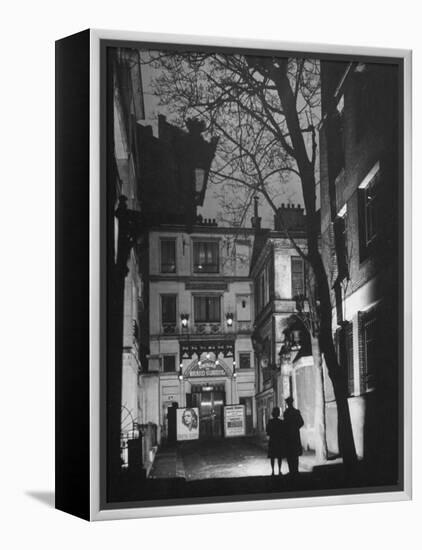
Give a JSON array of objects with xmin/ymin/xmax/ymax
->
[
  {"xmin": 266, "ymin": 407, "xmax": 284, "ymax": 476},
  {"xmin": 283, "ymin": 396, "xmax": 304, "ymax": 476}
]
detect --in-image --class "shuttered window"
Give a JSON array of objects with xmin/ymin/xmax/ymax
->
[
  {"xmin": 345, "ymin": 322, "xmax": 354, "ymax": 395},
  {"xmin": 358, "ymin": 310, "xmax": 377, "ymax": 393}
]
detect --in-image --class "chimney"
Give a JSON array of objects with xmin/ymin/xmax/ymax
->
[
  {"xmin": 251, "ymin": 195, "xmax": 262, "ymax": 230},
  {"xmin": 274, "ymin": 202, "xmax": 305, "ymax": 231}
]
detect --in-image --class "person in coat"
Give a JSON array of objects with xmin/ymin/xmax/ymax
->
[
  {"xmin": 266, "ymin": 406, "xmax": 285, "ymax": 476},
  {"xmin": 283, "ymin": 396, "xmax": 304, "ymax": 475}
]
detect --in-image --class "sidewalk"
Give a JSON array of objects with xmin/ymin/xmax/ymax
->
[{"xmin": 149, "ymin": 444, "xmax": 185, "ymax": 479}]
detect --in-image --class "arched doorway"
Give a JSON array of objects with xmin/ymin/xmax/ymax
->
[{"xmin": 184, "ymin": 353, "xmax": 231, "ymax": 439}]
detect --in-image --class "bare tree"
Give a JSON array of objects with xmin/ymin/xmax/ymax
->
[{"xmin": 145, "ymin": 50, "xmax": 357, "ymax": 467}]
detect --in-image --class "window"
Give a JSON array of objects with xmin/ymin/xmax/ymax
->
[
  {"xmin": 255, "ymin": 262, "xmax": 270, "ymax": 315},
  {"xmin": 161, "ymin": 239, "xmax": 176, "ymax": 273},
  {"xmin": 162, "ymin": 355, "xmax": 176, "ymax": 373},
  {"xmin": 194, "ymin": 296, "xmax": 220, "ymax": 323},
  {"xmin": 161, "ymin": 295, "xmax": 176, "ymax": 324},
  {"xmin": 291, "ymin": 257, "xmax": 305, "ymax": 298},
  {"xmin": 193, "ymin": 241, "xmax": 219, "ymax": 273},
  {"xmin": 345, "ymin": 322, "xmax": 354, "ymax": 395},
  {"xmin": 239, "ymin": 352, "xmax": 251, "ymax": 369},
  {"xmin": 358, "ymin": 164, "xmax": 380, "ymax": 261}
]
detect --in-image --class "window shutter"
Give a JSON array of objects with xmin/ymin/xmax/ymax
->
[
  {"xmin": 358, "ymin": 309, "xmax": 378, "ymax": 394},
  {"xmin": 345, "ymin": 321, "xmax": 354, "ymax": 395}
]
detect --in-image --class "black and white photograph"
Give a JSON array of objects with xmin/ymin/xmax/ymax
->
[
  {"xmin": 2, "ymin": 0, "xmax": 420, "ymax": 542},
  {"xmin": 103, "ymin": 39, "xmax": 405, "ymax": 510}
]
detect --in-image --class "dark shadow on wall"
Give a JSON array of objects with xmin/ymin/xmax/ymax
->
[{"xmin": 362, "ymin": 300, "xmax": 399, "ymax": 487}]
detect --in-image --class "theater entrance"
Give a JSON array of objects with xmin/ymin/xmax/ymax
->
[{"xmin": 187, "ymin": 384, "xmax": 226, "ymax": 439}]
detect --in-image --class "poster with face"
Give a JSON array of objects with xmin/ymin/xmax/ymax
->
[{"xmin": 177, "ymin": 408, "xmax": 200, "ymax": 441}]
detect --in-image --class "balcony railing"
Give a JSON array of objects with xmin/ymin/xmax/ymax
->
[{"xmin": 193, "ymin": 322, "xmax": 222, "ymax": 335}]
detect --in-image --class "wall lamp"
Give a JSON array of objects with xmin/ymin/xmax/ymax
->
[
  {"xmin": 178, "ymin": 364, "xmax": 183, "ymax": 380},
  {"xmin": 233, "ymin": 360, "xmax": 237, "ymax": 378},
  {"xmin": 226, "ymin": 312, "xmax": 234, "ymax": 327},
  {"xmin": 180, "ymin": 313, "xmax": 189, "ymax": 328}
]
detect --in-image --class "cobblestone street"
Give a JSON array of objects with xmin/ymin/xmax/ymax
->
[{"xmin": 149, "ymin": 437, "xmax": 316, "ymax": 480}]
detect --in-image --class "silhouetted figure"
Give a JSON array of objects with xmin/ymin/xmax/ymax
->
[
  {"xmin": 283, "ymin": 396, "xmax": 304, "ymax": 475},
  {"xmin": 266, "ymin": 407, "xmax": 285, "ymax": 476}
]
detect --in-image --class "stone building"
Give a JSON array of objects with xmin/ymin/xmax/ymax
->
[
  {"xmin": 250, "ymin": 203, "xmax": 315, "ymax": 448},
  {"xmin": 319, "ymin": 60, "xmax": 399, "ymax": 477},
  {"xmin": 146, "ymin": 220, "xmax": 256, "ymax": 441},
  {"xmin": 109, "ymin": 48, "xmax": 146, "ymax": 469},
  {"xmin": 110, "ymin": 51, "xmax": 220, "ymax": 469}
]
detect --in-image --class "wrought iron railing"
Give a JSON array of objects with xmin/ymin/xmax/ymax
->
[{"xmin": 161, "ymin": 321, "xmax": 252, "ymax": 335}]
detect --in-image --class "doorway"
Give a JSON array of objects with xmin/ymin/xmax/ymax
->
[{"xmin": 188, "ymin": 385, "xmax": 225, "ymax": 439}]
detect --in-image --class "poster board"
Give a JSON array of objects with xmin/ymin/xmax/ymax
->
[
  {"xmin": 224, "ymin": 405, "xmax": 246, "ymax": 437},
  {"xmin": 176, "ymin": 407, "xmax": 199, "ymax": 441}
]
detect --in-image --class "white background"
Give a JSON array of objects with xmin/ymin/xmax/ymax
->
[{"xmin": 0, "ymin": 0, "xmax": 419, "ymax": 548}]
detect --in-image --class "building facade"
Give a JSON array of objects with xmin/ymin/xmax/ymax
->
[
  {"xmin": 250, "ymin": 205, "xmax": 316, "ymax": 449},
  {"xmin": 319, "ymin": 60, "xmax": 399, "ymax": 476},
  {"xmin": 109, "ymin": 48, "xmax": 147, "ymax": 469},
  {"xmin": 147, "ymin": 221, "xmax": 256, "ymax": 441},
  {"xmin": 111, "ymin": 52, "xmax": 220, "ymax": 469}
]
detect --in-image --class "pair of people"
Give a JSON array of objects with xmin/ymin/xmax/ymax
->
[{"xmin": 266, "ymin": 397, "xmax": 304, "ymax": 476}]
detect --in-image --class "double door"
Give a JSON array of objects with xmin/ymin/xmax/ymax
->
[{"xmin": 188, "ymin": 387, "xmax": 225, "ymax": 439}]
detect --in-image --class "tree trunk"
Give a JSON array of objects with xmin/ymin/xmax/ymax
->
[
  {"xmin": 311, "ymin": 335, "xmax": 328, "ymax": 464},
  {"xmin": 247, "ymin": 56, "xmax": 358, "ymax": 469},
  {"xmin": 272, "ymin": 64, "xmax": 357, "ymax": 469},
  {"xmin": 311, "ymin": 250, "xmax": 358, "ymax": 469}
]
